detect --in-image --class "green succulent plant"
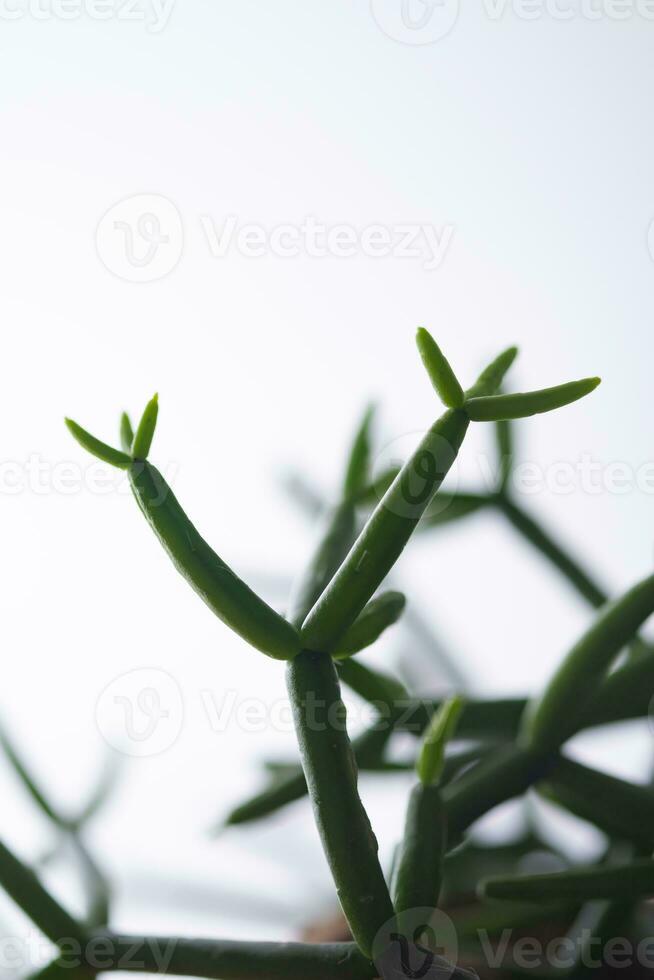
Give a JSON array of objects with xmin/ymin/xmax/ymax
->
[{"xmin": 3, "ymin": 330, "xmax": 654, "ymax": 979}]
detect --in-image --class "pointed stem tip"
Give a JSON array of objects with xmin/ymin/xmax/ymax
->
[
  {"xmin": 417, "ymin": 694, "xmax": 465, "ymax": 786},
  {"xmin": 416, "ymin": 328, "xmax": 465, "ymax": 409},
  {"xmin": 466, "ymin": 376, "xmax": 600, "ymax": 422},
  {"xmin": 65, "ymin": 418, "xmax": 131, "ymax": 469},
  {"xmin": 120, "ymin": 412, "xmax": 134, "ymax": 454},
  {"xmin": 132, "ymin": 393, "xmax": 159, "ymax": 461}
]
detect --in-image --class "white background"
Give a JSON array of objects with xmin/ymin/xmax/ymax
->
[{"xmin": 1, "ymin": 0, "xmax": 654, "ymax": 958}]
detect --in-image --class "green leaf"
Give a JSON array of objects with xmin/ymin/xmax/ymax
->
[
  {"xmin": 465, "ymin": 346, "xmax": 519, "ymax": 399},
  {"xmin": 132, "ymin": 393, "xmax": 159, "ymax": 460},
  {"xmin": 416, "ymin": 328, "xmax": 464, "ymax": 408},
  {"xmin": 343, "ymin": 404, "xmax": 375, "ymax": 499},
  {"xmin": 417, "ymin": 695, "xmax": 465, "ymax": 786},
  {"xmin": 480, "ymin": 858, "xmax": 654, "ymax": 904},
  {"xmin": 65, "ymin": 419, "xmax": 131, "ymax": 469},
  {"xmin": 120, "ymin": 411, "xmax": 134, "ymax": 454},
  {"xmin": 465, "ymin": 377, "xmax": 600, "ymax": 421},
  {"xmin": 334, "ymin": 591, "xmax": 406, "ymax": 658}
]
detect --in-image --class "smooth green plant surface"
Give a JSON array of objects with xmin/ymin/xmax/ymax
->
[{"xmin": 7, "ymin": 329, "xmax": 654, "ymax": 979}]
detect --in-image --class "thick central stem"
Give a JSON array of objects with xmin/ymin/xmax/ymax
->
[{"xmin": 286, "ymin": 650, "xmax": 394, "ymax": 959}]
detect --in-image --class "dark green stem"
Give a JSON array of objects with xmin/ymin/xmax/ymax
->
[
  {"xmin": 0, "ymin": 838, "xmax": 85, "ymax": 946},
  {"xmin": 301, "ymin": 409, "xmax": 470, "ymax": 651},
  {"xmin": 287, "ymin": 501, "xmax": 356, "ymax": 629},
  {"xmin": 394, "ymin": 784, "xmax": 446, "ymax": 915},
  {"xmin": 443, "ymin": 744, "xmax": 552, "ymax": 843},
  {"xmin": 221, "ymin": 711, "xmax": 397, "ymax": 829},
  {"xmin": 496, "ymin": 496, "xmax": 607, "ymax": 608},
  {"xmin": 336, "ymin": 658, "xmax": 407, "ymax": 706},
  {"xmin": 286, "ymin": 650, "xmax": 394, "ymax": 958},
  {"xmin": 84, "ymin": 934, "xmax": 375, "ymax": 980},
  {"xmin": 539, "ymin": 756, "xmax": 654, "ymax": 851},
  {"xmin": 481, "ymin": 857, "xmax": 654, "ymax": 903}
]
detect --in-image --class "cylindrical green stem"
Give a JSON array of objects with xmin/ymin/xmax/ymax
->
[
  {"xmin": 336, "ymin": 658, "xmax": 407, "ymax": 706},
  {"xmin": 481, "ymin": 858, "xmax": 654, "ymax": 904},
  {"xmin": 523, "ymin": 572, "xmax": 654, "ymax": 752},
  {"xmin": 223, "ymin": 680, "xmax": 654, "ymax": 829},
  {"xmin": 334, "ymin": 591, "xmax": 406, "ymax": 658},
  {"xmin": 221, "ymin": 712, "xmax": 397, "ymax": 829},
  {"xmin": 580, "ymin": 646, "xmax": 654, "ymax": 728},
  {"xmin": 70, "ymin": 837, "xmax": 110, "ymax": 928},
  {"xmin": 129, "ymin": 461, "xmax": 300, "ymax": 661},
  {"xmin": 301, "ymin": 409, "xmax": 469, "ymax": 652},
  {"xmin": 85, "ymin": 934, "xmax": 375, "ymax": 980},
  {"xmin": 394, "ymin": 784, "xmax": 447, "ymax": 915},
  {"xmin": 0, "ymin": 838, "xmax": 85, "ymax": 946},
  {"xmin": 286, "ymin": 650, "xmax": 394, "ymax": 957},
  {"xmin": 395, "ymin": 698, "xmax": 527, "ymax": 740},
  {"xmin": 443, "ymin": 744, "xmax": 552, "ymax": 843},
  {"xmin": 0, "ymin": 721, "xmax": 69, "ymax": 828},
  {"xmin": 287, "ymin": 501, "xmax": 356, "ymax": 629},
  {"xmin": 496, "ymin": 496, "xmax": 607, "ymax": 608},
  {"xmin": 539, "ymin": 756, "xmax": 654, "ymax": 852},
  {"xmin": 570, "ymin": 899, "xmax": 635, "ymax": 980}
]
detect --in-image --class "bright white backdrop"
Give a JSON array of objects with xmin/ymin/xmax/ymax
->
[{"xmin": 1, "ymin": 0, "xmax": 654, "ymax": 957}]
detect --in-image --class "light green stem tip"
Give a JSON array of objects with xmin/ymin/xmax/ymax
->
[
  {"xmin": 343, "ymin": 403, "xmax": 376, "ymax": 499},
  {"xmin": 416, "ymin": 328, "xmax": 465, "ymax": 409},
  {"xmin": 416, "ymin": 694, "xmax": 465, "ymax": 786},
  {"xmin": 65, "ymin": 418, "xmax": 132, "ymax": 469},
  {"xmin": 120, "ymin": 412, "xmax": 134, "ymax": 454},
  {"xmin": 466, "ymin": 346, "xmax": 519, "ymax": 399},
  {"xmin": 132, "ymin": 393, "xmax": 159, "ymax": 461},
  {"xmin": 466, "ymin": 377, "xmax": 600, "ymax": 422}
]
